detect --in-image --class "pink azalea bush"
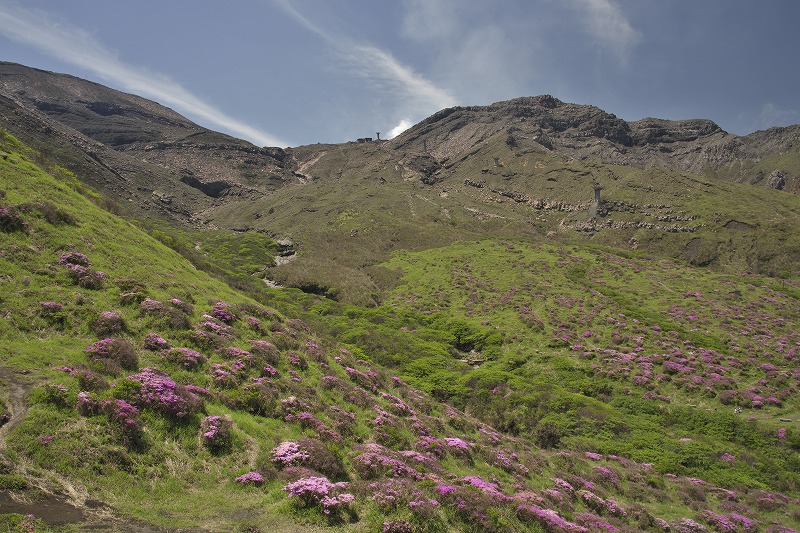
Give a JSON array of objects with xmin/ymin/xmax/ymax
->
[
  {"xmin": 283, "ymin": 476, "xmax": 354, "ymax": 515},
  {"xmin": 143, "ymin": 333, "xmax": 170, "ymax": 351},
  {"xmin": 272, "ymin": 441, "xmax": 309, "ymax": 467},
  {"xmin": 200, "ymin": 415, "xmax": 233, "ymax": 450},
  {"xmin": 126, "ymin": 368, "xmax": 202, "ymax": 419},
  {"xmin": 85, "ymin": 338, "xmax": 138, "ymax": 373},
  {"xmin": 77, "ymin": 392, "xmax": 144, "ymax": 446},
  {"xmin": 235, "ymin": 471, "xmax": 264, "ymax": 485}
]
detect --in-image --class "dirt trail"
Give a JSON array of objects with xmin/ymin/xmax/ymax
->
[
  {"xmin": 0, "ymin": 367, "xmax": 164, "ymax": 531},
  {"xmin": 0, "ymin": 366, "xmax": 31, "ymax": 449}
]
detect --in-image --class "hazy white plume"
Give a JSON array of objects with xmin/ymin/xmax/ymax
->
[{"xmin": 388, "ymin": 119, "xmax": 414, "ymax": 139}]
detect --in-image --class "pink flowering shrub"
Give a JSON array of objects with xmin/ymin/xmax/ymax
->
[
  {"xmin": 462, "ymin": 476, "xmax": 508, "ymax": 501},
  {"xmin": 64, "ymin": 263, "xmax": 106, "ymax": 289},
  {"xmin": 163, "ymin": 347, "xmax": 206, "ymax": 370},
  {"xmin": 574, "ymin": 512, "xmax": 619, "ymax": 532},
  {"xmin": 219, "ymin": 346, "xmax": 254, "ymax": 365},
  {"xmin": 143, "ymin": 333, "xmax": 170, "ymax": 351},
  {"xmin": 272, "ymin": 441, "xmax": 310, "ymax": 468},
  {"xmin": 343, "ymin": 366, "xmax": 380, "ymax": 392},
  {"xmin": 283, "ymin": 476, "xmax": 354, "ymax": 516},
  {"xmin": 86, "ymin": 338, "xmax": 138, "ymax": 374},
  {"xmin": 39, "ymin": 301, "xmax": 65, "ymax": 321},
  {"xmin": 198, "ymin": 320, "xmax": 232, "ymax": 338},
  {"xmin": 414, "ymin": 436, "xmax": 447, "ymax": 458},
  {"xmin": 592, "ymin": 466, "xmax": 619, "ymax": 486},
  {"xmin": 352, "ymin": 448, "xmax": 423, "ymax": 480},
  {"xmin": 59, "ymin": 365, "xmax": 109, "ymax": 391},
  {"xmin": 246, "ymin": 316, "xmax": 263, "ymax": 331},
  {"xmin": 670, "ymin": 517, "xmax": 709, "ymax": 533},
  {"xmin": 200, "ymin": 415, "xmax": 233, "ymax": 451},
  {"xmin": 210, "ymin": 360, "xmax": 247, "ymax": 388},
  {"xmin": 698, "ymin": 510, "xmax": 757, "ymax": 533},
  {"xmin": 516, "ymin": 504, "xmax": 588, "ymax": 532},
  {"xmin": 58, "ymin": 251, "xmax": 91, "ymax": 267},
  {"xmin": 434, "ymin": 483, "xmax": 501, "ymax": 531},
  {"xmin": 139, "ymin": 297, "xmax": 165, "ymax": 315},
  {"xmin": 126, "ymin": 368, "xmax": 203, "ymax": 420},
  {"xmin": 40, "ymin": 382, "xmax": 70, "ymax": 406},
  {"xmin": 77, "ymin": 392, "xmax": 144, "ymax": 446},
  {"xmin": 382, "ymin": 519, "xmax": 413, "ymax": 533},
  {"xmin": 235, "ymin": 471, "xmax": 264, "ymax": 485},
  {"xmin": 210, "ymin": 305, "xmax": 236, "ymax": 324}
]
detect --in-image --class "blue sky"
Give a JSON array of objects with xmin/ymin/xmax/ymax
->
[{"xmin": 1, "ymin": 0, "xmax": 798, "ymax": 147}]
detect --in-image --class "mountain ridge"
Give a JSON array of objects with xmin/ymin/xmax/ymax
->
[{"xmin": 2, "ymin": 62, "xmax": 800, "ymax": 304}]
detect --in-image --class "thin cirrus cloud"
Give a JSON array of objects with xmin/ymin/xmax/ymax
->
[
  {"xmin": 0, "ymin": 4, "xmax": 289, "ymax": 147},
  {"xmin": 569, "ymin": 0, "xmax": 641, "ymax": 64},
  {"xmin": 273, "ymin": 0, "xmax": 456, "ymax": 138}
]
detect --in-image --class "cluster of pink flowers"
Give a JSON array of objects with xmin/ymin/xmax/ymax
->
[
  {"xmin": 143, "ymin": 333, "xmax": 170, "ymax": 351},
  {"xmin": 343, "ymin": 366, "xmax": 379, "ymax": 392},
  {"xmin": 592, "ymin": 465, "xmax": 619, "ymax": 485},
  {"xmin": 77, "ymin": 392, "xmax": 143, "ymax": 443},
  {"xmin": 271, "ymin": 441, "xmax": 309, "ymax": 467},
  {"xmin": 516, "ymin": 504, "xmax": 588, "ymax": 532},
  {"xmin": 574, "ymin": 512, "xmax": 619, "ymax": 532},
  {"xmin": 127, "ymin": 368, "xmax": 202, "ymax": 419},
  {"xmin": 210, "ymin": 305, "xmax": 236, "ymax": 324},
  {"xmin": 198, "ymin": 320, "xmax": 232, "ymax": 337},
  {"xmin": 210, "ymin": 360, "xmax": 247, "ymax": 387},
  {"xmin": 353, "ymin": 450, "xmax": 423, "ymax": 480},
  {"xmin": 288, "ymin": 351, "xmax": 308, "ymax": 370},
  {"xmin": 444, "ymin": 437, "xmax": 470, "ymax": 450},
  {"xmin": 86, "ymin": 338, "xmax": 117, "ymax": 358},
  {"xmin": 698, "ymin": 510, "xmax": 758, "ymax": 533},
  {"xmin": 61, "ymin": 259, "xmax": 106, "ymax": 289},
  {"xmin": 58, "ymin": 251, "xmax": 91, "ymax": 266},
  {"xmin": 235, "ymin": 471, "xmax": 264, "ymax": 485},
  {"xmin": 200, "ymin": 415, "xmax": 232, "ymax": 449},
  {"xmin": 140, "ymin": 298, "xmax": 164, "ymax": 314},
  {"xmin": 283, "ymin": 476, "xmax": 354, "ymax": 515}
]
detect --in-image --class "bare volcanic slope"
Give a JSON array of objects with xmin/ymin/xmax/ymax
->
[
  {"xmin": 390, "ymin": 95, "xmax": 800, "ymax": 192},
  {"xmin": 0, "ymin": 62, "xmax": 293, "ymax": 224}
]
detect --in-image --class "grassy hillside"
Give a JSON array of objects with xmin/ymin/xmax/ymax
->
[
  {"xmin": 1, "ymin": 130, "xmax": 799, "ymax": 532},
  {"xmin": 202, "ymin": 137, "xmax": 800, "ymax": 306}
]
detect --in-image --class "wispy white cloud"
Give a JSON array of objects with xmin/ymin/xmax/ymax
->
[
  {"xmin": 273, "ymin": 0, "xmax": 456, "ymax": 118},
  {"xmin": 759, "ymin": 103, "xmax": 797, "ymax": 130},
  {"xmin": 0, "ymin": 4, "xmax": 288, "ymax": 147},
  {"xmin": 569, "ymin": 0, "xmax": 641, "ymax": 64}
]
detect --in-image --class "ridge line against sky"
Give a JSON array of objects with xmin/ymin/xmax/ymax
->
[
  {"xmin": 0, "ymin": 3, "xmax": 290, "ymax": 147},
  {"xmin": 0, "ymin": 1, "xmax": 798, "ymax": 146}
]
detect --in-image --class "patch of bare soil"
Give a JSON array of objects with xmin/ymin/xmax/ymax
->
[{"xmin": 0, "ymin": 367, "xmax": 165, "ymax": 531}]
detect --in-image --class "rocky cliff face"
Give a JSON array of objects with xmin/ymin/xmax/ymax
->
[{"xmin": 391, "ymin": 95, "xmax": 799, "ymax": 192}]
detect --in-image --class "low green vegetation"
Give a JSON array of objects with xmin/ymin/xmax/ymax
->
[{"xmin": 1, "ymin": 130, "xmax": 799, "ymax": 531}]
